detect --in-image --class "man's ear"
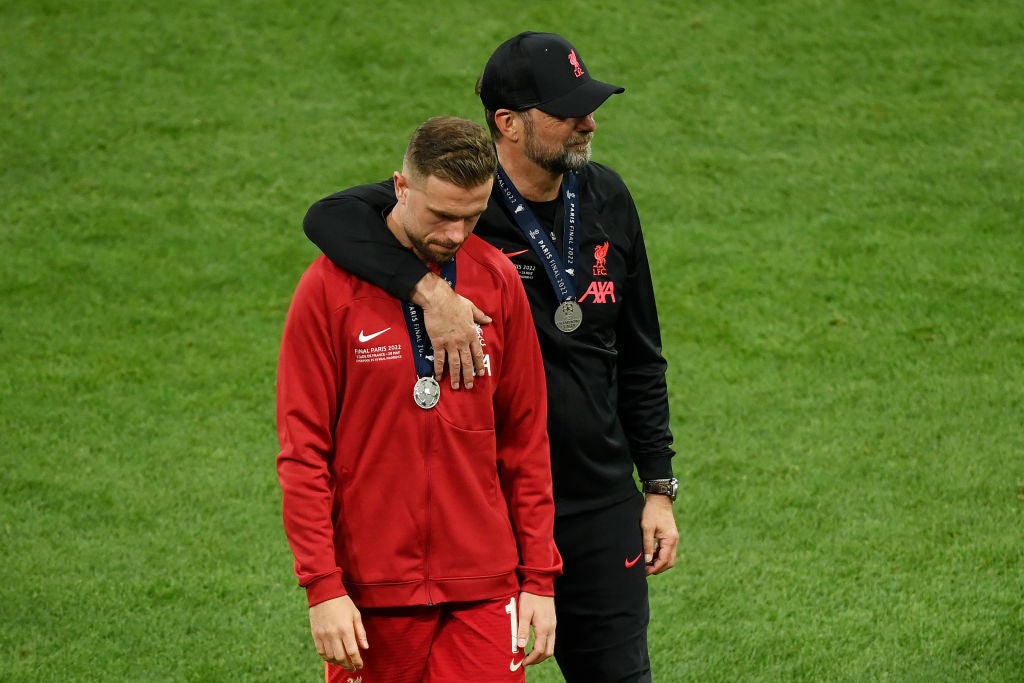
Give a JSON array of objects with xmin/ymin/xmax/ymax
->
[
  {"xmin": 494, "ymin": 109, "xmax": 520, "ymax": 142},
  {"xmin": 393, "ymin": 170, "xmax": 409, "ymax": 203}
]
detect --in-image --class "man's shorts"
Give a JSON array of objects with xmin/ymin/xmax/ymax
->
[
  {"xmin": 553, "ymin": 492, "xmax": 653, "ymax": 683},
  {"xmin": 326, "ymin": 594, "xmax": 525, "ymax": 683}
]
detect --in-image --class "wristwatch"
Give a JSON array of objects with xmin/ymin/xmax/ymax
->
[{"xmin": 642, "ymin": 477, "xmax": 678, "ymax": 502}]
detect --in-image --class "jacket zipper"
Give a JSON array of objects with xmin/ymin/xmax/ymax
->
[{"xmin": 422, "ymin": 406, "xmax": 433, "ymax": 606}]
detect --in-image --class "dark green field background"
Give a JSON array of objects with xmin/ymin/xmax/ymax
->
[{"xmin": 2, "ymin": 1, "xmax": 1021, "ymax": 681}]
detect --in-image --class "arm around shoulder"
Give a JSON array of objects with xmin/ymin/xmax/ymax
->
[{"xmin": 304, "ymin": 190, "xmax": 428, "ymax": 299}]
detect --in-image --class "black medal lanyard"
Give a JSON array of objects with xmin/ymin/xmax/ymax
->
[
  {"xmin": 494, "ymin": 164, "xmax": 583, "ymax": 333},
  {"xmin": 404, "ymin": 259, "xmax": 456, "ymax": 409}
]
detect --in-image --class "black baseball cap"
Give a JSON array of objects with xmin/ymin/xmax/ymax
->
[{"xmin": 478, "ymin": 32, "xmax": 624, "ymax": 118}]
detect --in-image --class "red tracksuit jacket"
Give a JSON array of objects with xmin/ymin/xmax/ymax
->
[{"xmin": 276, "ymin": 234, "xmax": 562, "ymax": 608}]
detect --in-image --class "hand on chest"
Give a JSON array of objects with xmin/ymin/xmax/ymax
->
[{"xmin": 339, "ymin": 290, "xmax": 505, "ymax": 429}]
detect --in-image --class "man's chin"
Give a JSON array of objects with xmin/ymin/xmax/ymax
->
[
  {"xmin": 425, "ymin": 249, "xmax": 457, "ymax": 264},
  {"xmin": 562, "ymin": 148, "xmax": 592, "ymax": 172}
]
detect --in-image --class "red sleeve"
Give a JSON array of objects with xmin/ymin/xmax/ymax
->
[
  {"xmin": 492, "ymin": 265, "xmax": 563, "ymax": 595},
  {"xmin": 275, "ymin": 260, "xmax": 348, "ymax": 606}
]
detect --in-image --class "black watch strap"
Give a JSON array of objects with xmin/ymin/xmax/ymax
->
[{"xmin": 642, "ymin": 477, "xmax": 678, "ymax": 502}]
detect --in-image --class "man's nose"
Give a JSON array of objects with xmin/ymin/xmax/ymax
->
[
  {"xmin": 442, "ymin": 220, "xmax": 471, "ymax": 244},
  {"xmin": 576, "ymin": 113, "xmax": 597, "ymax": 132}
]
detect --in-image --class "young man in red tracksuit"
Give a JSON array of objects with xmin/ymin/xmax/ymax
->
[{"xmin": 276, "ymin": 116, "xmax": 562, "ymax": 683}]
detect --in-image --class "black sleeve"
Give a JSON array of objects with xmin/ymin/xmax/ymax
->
[
  {"xmin": 614, "ymin": 188, "xmax": 676, "ymax": 481},
  {"xmin": 302, "ymin": 181, "xmax": 429, "ymax": 300}
]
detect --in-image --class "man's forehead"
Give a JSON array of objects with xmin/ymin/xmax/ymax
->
[{"xmin": 420, "ymin": 175, "xmax": 492, "ymax": 204}]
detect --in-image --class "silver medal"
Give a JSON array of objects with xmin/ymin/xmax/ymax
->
[
  {"xmin": 553, "ymin": 300, "xmax": 583, "ymax": 333},
  {"xmin": 413, "ymin": 376, "xmax": 441, "ymax": 409}
]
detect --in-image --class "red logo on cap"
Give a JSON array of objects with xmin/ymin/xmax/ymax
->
[{"xmin": 568, "ymin": 49, "xmax": 585, "ymax": 78}]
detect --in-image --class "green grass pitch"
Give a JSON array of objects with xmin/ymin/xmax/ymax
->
[{"xmin": 2, "ymin": 1, "xmax": 1022, "ymax": 680}]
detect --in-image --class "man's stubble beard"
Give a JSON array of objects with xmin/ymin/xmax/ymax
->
[
  {"xmin": 404, "ymin": 224, "xmax": 459, "ymax": 266},
  {"xmin": 520, "ymin": 115, "xmax": 593, "ymax": 174}
]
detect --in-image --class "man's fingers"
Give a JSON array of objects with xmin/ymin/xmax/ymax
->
[
  {"xmin": 469, "ymin": 338, "xmax": 485, "ymax": 384},
  {"xmin": 309, "ymin": 596, "xmax": 368, "ymax": 671},
  {"xmin": 322, "ymin": 640, "xmax": 362, "ymax": 671},
  {"xmin": 641, "ymin": 496, "xmax": 679, "ymax": 575},
  {"xmin": 517, "ymin": 608, "xmax": 532, "ymax": 652},
  {"xmin": 642, "ymin": 529, "xmax": 656, "ymax": 566},
  {"xmin": 647, "ymin": 535, "xmax": 679, "ymax": 575},
  {"xmin": 433, "ymin": 352, "xmax": 447, "ymax": 384},
  {"xmin": 647, "ymin": 549, "xmax": 668, "ymax": 575},
  {"xmin": 523, "ymin": 622, "xmax": 555, "ymax": 665},
  {"xmin": 340, "ymin": 633, "xmax": 365, "ymax": 670},
  {"xmin": 467, "ymin": 305, "xmax": 489, "ymax": 385},
  {"xmin": 523, "ymin": 645, "xmax": 545, "ymax": 666},
  {"xmin": 518, "ymin": 593, "xmax": 556, "ymax": 666},
  {"xmin": 440, "ymin": 344, "xmax": 466, "ymax": 390},
  {"xmin": 355, "ymin": 619, "xmax": 370, "ymax": 651},
  {"xmin": 330, "ymin": 657, "xmax": 354, "ymax": 671},
  {"xmin": 471, "ymin": 304, "xmax": 492, "ymax": 326},
  {"xmin": 458, "ymin": 342, "xmax": 476, "ymax": 390},
  {"xmin": 421, "ymin": 289, "xmax": 488, "ymax": 391},
  {"xmin": 336, "ymin": 612, "xmax": 368, "ymax": 669},
  {"xmin": 439, "ymin": 339, "xmax": 484, "ymax": 390},
  {"xmin": 322, "ymin": 637, "xmax": 354, "ymax": 670}
]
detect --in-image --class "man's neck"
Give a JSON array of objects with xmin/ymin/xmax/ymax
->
[{"xmin": 496, "ymin": 146, "xmax": 563, "ymax": 202}]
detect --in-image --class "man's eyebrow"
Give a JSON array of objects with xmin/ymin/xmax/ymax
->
[{"xmin": 431, "ymin": 207, "xmax": 484, "ymax": 220}]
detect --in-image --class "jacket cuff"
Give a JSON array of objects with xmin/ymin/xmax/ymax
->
[
  {"xmin": 518, "ymin": 570, "xmax": 557, "ymax": 597},
  {"xmin": 304, "ymin": 571, "xmax": 348, "ymax": 607},
  {"xmin": 387, "ymin": 267, "xmax": 430, "ymax": 301},
  {"xmin": 635, "ymin": 453, "xmax": 674, "ymax": 482}
]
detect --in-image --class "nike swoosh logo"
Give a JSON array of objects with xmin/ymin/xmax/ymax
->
[
  {"xmin": 509, "ymin": 658, "xmax": 525, "ymax": 672},
  {"xmin": 624, "ymin": 552, "xmax": 643, "ymax": 568},
  {"xmin": 358, "ymin": 328, "xmax": 391, "ymax": 343},
  {"xmin": 501, "ymin": 248, "xmax": 530, "ymax": 259}
]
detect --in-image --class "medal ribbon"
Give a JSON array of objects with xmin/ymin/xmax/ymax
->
[
  {"xmin": 494, "ymin": 164, "xmax": 580, "ymax": 303},
  {"xmin": 402, "ymin": 258, "xmax": 456, "ymax": 378}
]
